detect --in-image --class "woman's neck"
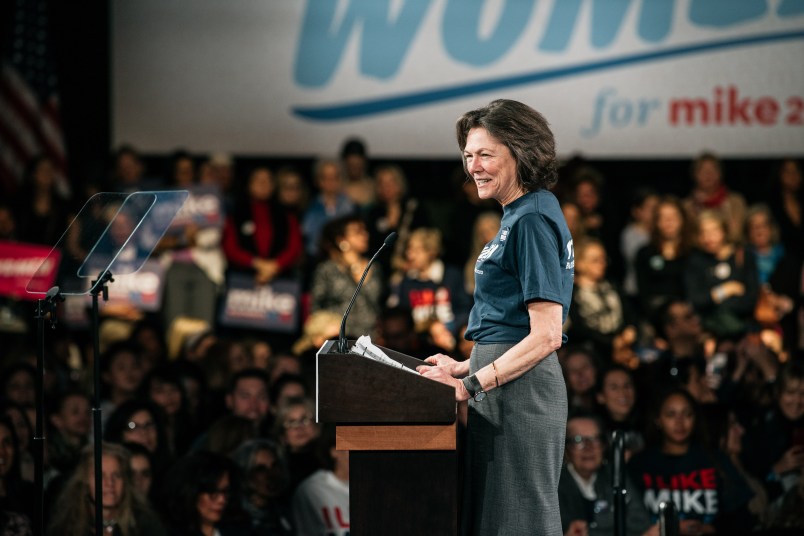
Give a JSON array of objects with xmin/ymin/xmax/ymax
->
[
  {"xmin": 574, "ymin": 274, "xmax": 600, "ymax": 288},
  {"xmin": 716, "ymin": 244, "xmax": 733, "ymax": 260},
  {"xmin": 661, "ymin": 441, "xmax": 690, "ymax": 456},
  {"xmin": 200, "ymin": 522, "xmax": 216, "ymax": 536}
]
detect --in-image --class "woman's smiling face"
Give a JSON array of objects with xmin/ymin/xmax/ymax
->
[{"xmin": 463, "ymin": 127, "xmax": 521, "ymax": 205}]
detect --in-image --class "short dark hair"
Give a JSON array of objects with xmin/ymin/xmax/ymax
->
[
  {"xmin": 340, "ymin": 138, "xmax": 367, "ymax": 159},
  {"xmin": 227, "ymin": 368, "xmax": 270, "ymax": 395},
  {"xmin": 456, "ymin": 99, "xmax": 558, "ymax": 192}
]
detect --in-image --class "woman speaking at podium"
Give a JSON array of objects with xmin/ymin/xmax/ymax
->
[{"xmin": 418, "ymin": 99, "xmax": 574, "ymax": 535}]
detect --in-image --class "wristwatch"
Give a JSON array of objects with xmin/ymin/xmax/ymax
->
[{"xmin": 462, "ymin": 374, "xmax": 486, "ymax": 402}]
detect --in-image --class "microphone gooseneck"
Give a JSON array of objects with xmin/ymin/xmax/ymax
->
[{"xmin": 337, "ymin": 232, "xmax": 397, "ymax": 353}]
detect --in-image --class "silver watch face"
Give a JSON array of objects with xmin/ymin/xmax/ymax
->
[{"xmin": 474, "ymin": 390, "xmax": 487, "ymax": 402}]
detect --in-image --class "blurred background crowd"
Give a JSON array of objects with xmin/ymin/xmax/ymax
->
[{"xmin": 0, "ymin": 139, "xmax": 802, "ymax": 535}]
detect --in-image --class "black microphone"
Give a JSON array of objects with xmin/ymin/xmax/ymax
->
[{"xmin": 337, "ymin": 232, "xmax": 397, "ymax": 353}]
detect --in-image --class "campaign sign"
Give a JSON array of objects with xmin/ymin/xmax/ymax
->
[
  {"xmin": 0, "ymin": 241, "xmax": 61, "ymax": 301},
  {"xmin": 82, "ymin": 259, "xmax": 167, "ymax": 312},
  {"xmin": 219, "ymin": 272, "xmax": 300, "ymax": 333},
  {"xmin": 167, "ymin": 185, "xmax": 224, "ymax": 230}
]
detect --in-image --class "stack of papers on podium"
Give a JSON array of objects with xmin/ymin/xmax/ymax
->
[{"xmin": 350, "ymin": 335, "xmax": 418, "ymax": 375}]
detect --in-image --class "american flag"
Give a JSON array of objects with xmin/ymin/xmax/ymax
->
[{"xmin": 0, "ymin": 0, "xmax": 69, "ymax": 197}]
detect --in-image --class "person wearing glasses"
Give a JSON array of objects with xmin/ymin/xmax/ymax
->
[
  {"xmin": 558, "ymin": 412, "xmax": 655, "ymax": 536},
  {"xmin": 160, "ymin": 451, "xmax": 249, "ymax": 536},
  {"xmin": 273, "ymin": 397, "xmax": 321, "ymax": 493}
]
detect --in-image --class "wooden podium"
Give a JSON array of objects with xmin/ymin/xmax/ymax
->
[{"xmin": 316, "ymin": 339, "xmax": 458, "ymax": 535}]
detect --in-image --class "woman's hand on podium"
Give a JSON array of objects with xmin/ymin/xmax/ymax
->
[{"xmin": 416, "ymin": 354, "xmax": 472, "ymax": 402}]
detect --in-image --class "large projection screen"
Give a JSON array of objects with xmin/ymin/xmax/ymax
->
[{"xmin": 112, "ymin": 0, "xmax": 804, "ymax": 158}]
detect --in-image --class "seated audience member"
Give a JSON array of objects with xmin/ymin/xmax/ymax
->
[
  {"xmin": 13, "ymin": 155, "xmax": 70, "ymax": 247},
  {"xmin": 745, "ymin": 204, "xmax": 788, "ymax": 286},
  {"xmin": 463, "ymin": 211, "xmax": 501, "ymax": 296},
  {"xmin": 362, "ymin": 164, "xmax": 429, "ymax": 276},
  {"xmin": 0, "ymin": 414, "xmax": 34, "ymax": 533},
  {"xmin": 682, "ymin": 151, "xmax": 747, "ymax": 243},
  {"xmin": 47, "ymin": 389, "xmax": 91, "ymax": 475},
  {"xmin": 684, "ymin": 210, "xmax": 759, "ymax": 340},
  {"xmin": 567, "ymin": 166, "xmax": 608, "ymax": 243},
  {"xmin": 1, "ymin": 362, "xmax": 36, "ymax": 409},
  {"xmin": 340, "ymin": 137, "xmax": 374, "ymax": 209},
  {"xmin": 767, "ymin": 463, "xmax": 804, "ymax": 530},
  {"xmin": 269, "ymin": 373, "xmax": 308, "ymax": 413},
  {"xmin": 674, "ymin": 356, "xmax": 718, "ymax": 405},
  {"xmin": 0, "ymin": 401, "xmax": 34, "ymax": 484},
  {"xmin": 559, "ymin": 412, "xmax": 655, "ymax": 536},
  {"xmin": 128, "ymin": 318, "xmax": 169, "ymax": 374},
  {"xmin": 47, "ymin": 442, "xmax": 165, "ymax": 536},
  {"xmin": 104, "ymin": 399, "xmax": 171, "ymax": 480},
  {"xmin": 766, "ymin": 158, "xmax": 804, "ymax": 252},
  {"xmin": 276, "ymin": 166, "xmax": 310, "ymax": 218},
  {"xmin": 634, "ymin": 195, "xmax": 694, "ymax": 317},
  {"xmin": 99, "ymin": 341, "xmax": 145, "ymax": 421},
  {"xmin": 700, "ymin": 405, "xmax": 769, "ymax": 529},
  {"xmin": 292, "ymin": 427, "xmax": 350, "ymax": 536},
  {"xmin": 201, "ymin": 339, "xmax": 253, "ymax": 418},
  {"xmin": 160, "ymin": 451, "xmax": 249, "ymax": 536},
  {"xmin": 231, "ymin": 439, "xmax": 293, "ymax": 535},
  {"xmin": 226, "ymin": 368, "xmax": 272, "ymax": 427},
  {"xmin": 560, "ymin": 346, "xmax": 600, "ymax": 412},
  {"xmin": 388, "ymin": 228, "xmax": 471, "ymax": 351},
  {"xmin": 620, "ymin": 187, "xmax": 658, "ymax": 302},
  {"xmin": 629, "ymin": 388, "xmax": 754, "ymax": 535},
  {"xmin": 203, "ymin": 415, "xmax": 258, "ymax": 456},
  {"xmin": 302, "ymin": 158, "xmax": 355, "ymax": 258},
  {"xmin": 568, "ymin": 238, "xmax": 638, "ymax": 367},
  {"xmin": 561, "ymin": 201, "xmax": 587, "ymax": 244},
  {"xmin": 273, "ymin": 397, "xmax": 321, "ymax": 493},
  {"xmin": 595, "ymin": 365, "xmax": 645, "ymax": 457},
  {"xmin": 141, "ymin": 364, "xmax": 195, "ymax": 457},
  {"xmin": 742, "ymin": 360, "xmax": 804, "ymax": 505},
  {"xmin": 223, "ymin": 166, "xmax": 303, "ymax": 283},
  {"xmin": 123, "ymin": 442, "xmax": 155, "ymax": 502},
  {"xmin": 310, "ymin": 215, "xmax": 383, "ymax": 338},
  {"xmin": 374, "ymin": 306, "xmax": 440, "ymax": 359}
]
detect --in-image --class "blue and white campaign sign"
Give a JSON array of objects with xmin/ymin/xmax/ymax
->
[
  {"xmin": 112, "ymin": 0, "xmax": 804, "ymax": 158},
  {"xmin": 219, "ymin": 273, "xmax": 301, "ymax": 332}
]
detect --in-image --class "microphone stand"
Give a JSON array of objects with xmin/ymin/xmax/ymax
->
[
  {"xmin": 337, "ymin": 232, "xmax": 397, "ymax": 353},
  {"xmin": 612, "ymin": 430, "xmax": 627, "ymax": 536}
]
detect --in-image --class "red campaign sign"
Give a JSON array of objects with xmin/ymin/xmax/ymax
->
[{"xmin": 0, "ymin": 241, "xmax": 60, "ymax": 301}]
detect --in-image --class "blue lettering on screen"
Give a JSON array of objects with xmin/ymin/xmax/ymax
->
[
  {"xmin": 292, "ymin": 0, "xmax": 804, "ymax": 119},
  {"xmin": 442, "ymin": 0, "xmax": 534, "ymax": 66}
]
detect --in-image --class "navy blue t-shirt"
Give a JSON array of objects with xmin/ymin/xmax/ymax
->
[{"xmin": 465, "ymin": 189, "xmax": 574, "ymax": 344}]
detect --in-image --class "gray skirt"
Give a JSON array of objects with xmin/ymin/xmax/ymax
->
[{"xmin": 462, "ymin": 343, "xmax": 567, "ymax": 536}]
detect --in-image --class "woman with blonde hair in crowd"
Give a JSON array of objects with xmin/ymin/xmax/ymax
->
[
  {"xmin": 388, "ymin": 227, "xmax": 471, "ymax": 352},
  {"xmin": 684, "ymin": 209, "xmax": 760, "ymax": 340},
  {"xmin": 47, "ymin": 442, "xmax": 165, "ymax": 536}
]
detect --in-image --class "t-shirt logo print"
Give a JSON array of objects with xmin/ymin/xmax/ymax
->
[
  {"xmin": 565, "ymin": 239, "xmax": 575, "ymax": 270},
  {"xmin": 477, "ymin": 243, "xmax": 499, "ymax": 263}
]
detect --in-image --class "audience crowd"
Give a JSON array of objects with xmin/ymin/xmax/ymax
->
[{"xmin": 0, "ymin": 141, "xmax": 802, "ymax": 535}]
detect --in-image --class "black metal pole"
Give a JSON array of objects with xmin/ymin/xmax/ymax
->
[
  {"xmin": 611, "ymin": 430, "xmax": 627, "ymax": 536},
  {"xmin": 33, "ymin": 287, "xmax": 62, "ymax": 536},
  {"xmin": 659, "ymin": 501, "xmax": 679, "ymax": 536},
  {"xmin": 90, "ymin": 272, "xmax": 112, "ymax": 536},
  {"xmin": 33, "ymin": 299, "xmax": 45, "ymax": 536}
]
